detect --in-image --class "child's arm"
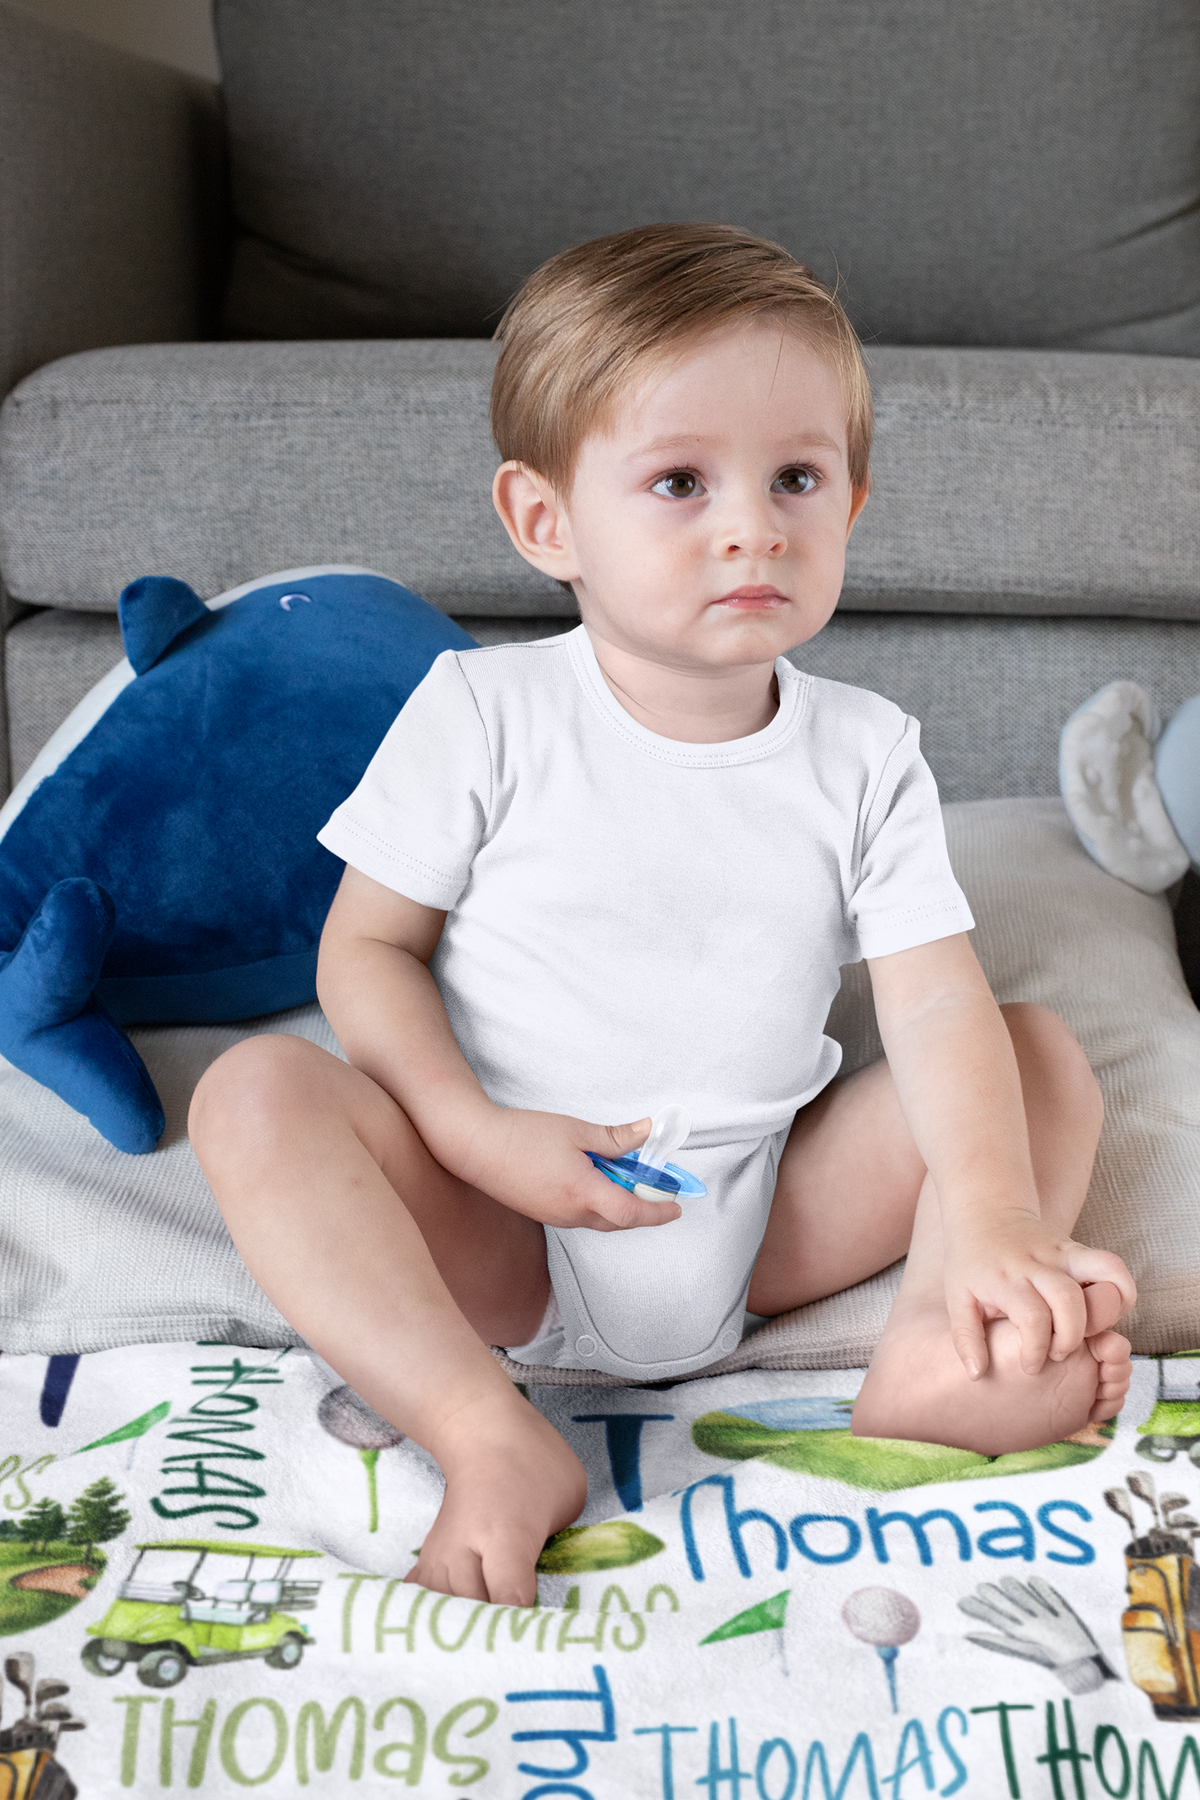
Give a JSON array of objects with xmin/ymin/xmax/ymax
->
[
  {"xmin": 867, "ymin": 933, "xmax": 1135, "ymax": 1379},
  {"xmin": 316, "ymin": 866, "xmax": 678, "ymax": 1232}
]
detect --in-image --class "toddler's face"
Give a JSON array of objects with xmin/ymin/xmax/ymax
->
[{"xmin": 503, "ymin": 319, "xmax": 867, "ymax": 672}]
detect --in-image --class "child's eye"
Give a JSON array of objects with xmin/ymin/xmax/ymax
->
[
  {"xmin": 651, "ymin": 471, "xmax": 704, "ymax": 499},
  {"xmin": 773, "ymin": 466, "xmax": 819, "ymax": 495}
]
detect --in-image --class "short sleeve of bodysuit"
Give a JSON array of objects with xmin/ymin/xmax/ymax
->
[
  {"xmin": 317, "ymin": 650, "xmax": 489, "ymax": 910},
  {"xmin": 847, "ymin": 714, "xmax": 973, "ymax": 960}
]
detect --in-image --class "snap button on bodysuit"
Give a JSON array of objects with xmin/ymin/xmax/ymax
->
[{"xmin": 574, "ymin": 1334, "xmax": 598, "ymax": 1358}]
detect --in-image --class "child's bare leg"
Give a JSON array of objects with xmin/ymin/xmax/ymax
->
[
  {"xmin": 189, "ymin": 1034, "xmax": 585, "ymax": 1603},
  {"xmin": 750, "ymin": 1003, "xmax": 1132, "ymax": 1454}
]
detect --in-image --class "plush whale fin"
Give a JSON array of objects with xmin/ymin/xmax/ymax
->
[
  {"xmin": 119, "ymin": 576, "xmax": 209, "ymax": 675},
  {"xmin": 1059, "ymin": 679, "xmax": 1191, "ymax": 894},
  {"xmin": 0, "ymin": 878, "xmax": 165, "ymax": 1153}
]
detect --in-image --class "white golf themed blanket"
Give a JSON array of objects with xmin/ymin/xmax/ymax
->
[{"xmin": 2, "ymin": 1341, "xmax": 1199, "ymax": 1798}]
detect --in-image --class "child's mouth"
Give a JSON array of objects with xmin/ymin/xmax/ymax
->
[{"xmin": 715, "ymin": 587, "xmax": 788, "ymax": 610}]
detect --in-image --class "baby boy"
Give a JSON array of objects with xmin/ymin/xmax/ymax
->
[{"xmin": 190, "ymin": 222, "xmax": 1135, "ymax": 1607}]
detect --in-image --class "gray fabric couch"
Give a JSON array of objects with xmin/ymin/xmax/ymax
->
[{"xmin": 1, "ymin": 0, "xmax": 1199, "ymax": 1362}]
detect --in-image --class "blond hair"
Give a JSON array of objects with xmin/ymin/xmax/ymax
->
[{"xmin": 490, "ymin": 222, "xmax": 872, "ymax": 497}]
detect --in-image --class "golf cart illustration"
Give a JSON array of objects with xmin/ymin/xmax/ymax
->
[
  {"xmin": 0, "ymin": 1650, "xmax": 85, "ymax": 1800},
  {"xmin": 82, "ymin": 1539, "xmax": 320, "ymax": 1688},
  {"xmin": 1137, "ymin": 1353, "xmax": 1200, "ymax": 1464}
]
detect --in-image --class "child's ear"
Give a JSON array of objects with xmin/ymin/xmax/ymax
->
[
  {"xmin": 492, "ymin": 462, "xmax": 580, "ymax": 582},
  {"xmin": 846, "ymin": 482, "xmax": 870, "ymax": 539}
]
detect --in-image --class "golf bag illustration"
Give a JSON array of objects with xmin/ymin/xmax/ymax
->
[
  {"xmin": 1109, "ymin": 1474, "xmax": 1200, "ymax": 1719},
  {"xmin": 0, "ymin": 1650, "xmax": 85, "ymax": 1800}
]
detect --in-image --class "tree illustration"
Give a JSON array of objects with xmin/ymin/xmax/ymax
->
[
  {"xmin": 0, "ymin": 1519, "xmax": 19, "ymax": 1540},
  {"xmin": 65, "ymin": 1477, "xmax": 130, "ymax": 1564},
  {"xmin": 18, "ymin": 1498, "xmax": 66, "ymax": 1552}
]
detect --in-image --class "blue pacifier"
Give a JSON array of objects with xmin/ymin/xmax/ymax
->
[{"xmin": 588, "ymin": 1103, "xmax": 707, "ymax": 1200}]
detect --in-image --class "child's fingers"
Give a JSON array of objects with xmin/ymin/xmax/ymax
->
[
  {"xmin": 947, "ymin": 1294, "xmax": 989, "ymax": 1381},
  {"xmin": 1028, "ymin": 1268, "xmax": 1088, "ymax": 1361},
  {"xmin": 1061, "ymin": 1243, "xmax": 1137, "ymax": 1316},
  {"xmin": 406, "ymin": 1547, "xmax": 488, "ymax": 1604},
  {"xmin": 587, "ymin": 1182, "xmax": 681, "ymax": 1231},
  {"xmin": 480, "ymin": 1545, "xmax": 538, "ymax": 1609},
  {"xmin": 1003, "ymin": 1287, "xmax": 1055, "ymax": 1375},
  {"xmin": 587, "ymin": 1117, "xmax": 654, "ymax": 1158},
  {"xmin": 576, "ymin": 1117, "xmax": 678, "ymax": 1229}
]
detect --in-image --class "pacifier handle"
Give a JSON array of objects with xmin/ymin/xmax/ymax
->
[{"xmin": 638, "ymin": 1104, "xmax": 691, "ymax": 1172}]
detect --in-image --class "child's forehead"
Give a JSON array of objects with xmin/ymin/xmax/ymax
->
[{"xmin": 589, "ymin": 324, "xmax": 850, "ymax": 455}]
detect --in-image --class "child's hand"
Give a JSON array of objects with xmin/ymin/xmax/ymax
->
[
  {"xmin": 457, "ymin": 1107, "xmax": 682, "ymax": 1232},
  {"xmin": 942, "ymin": 1212, "xmax": 1136, "ymax": 1378}
]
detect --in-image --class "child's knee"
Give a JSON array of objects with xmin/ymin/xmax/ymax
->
[
  {"xmin": 189, "ymin": 1033, "xmax": 328, "ymax": 1157},
  {"xmin": 1000, "ymin": 1001, "xmax": 1103, "ymax": 1134}
]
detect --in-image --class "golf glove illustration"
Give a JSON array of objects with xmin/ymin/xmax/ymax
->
[{"xmin": 957, "ymin": 1577, "xmax": 1117, "ymax": 1694}]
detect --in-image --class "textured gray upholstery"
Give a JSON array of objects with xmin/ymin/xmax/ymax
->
[
  {"xmin": 6, "ymin": 609, "xmax": 124, "ymax": 786},
  {"xmin": 216, "ymin": 0, "xmax": 1200, "ymax": 354},
  {"xmin": 0, "ymin": 1, "xmax": 226, "ymax": 407},
  {"xmin": 793, "ymin": 614, "xmax": 1200, "ymax": 803},
  {"xmin": 11, "ymin": 604, "xmax": 1200, "ymax": 807},
  {"xmin": 5, "ymin": 341, "xmax": 1199, "ymax": 619}
]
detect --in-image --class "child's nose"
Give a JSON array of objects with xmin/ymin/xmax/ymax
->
[{"xmin": 715, "ymin": 499, "xmax": 787, "ymax": 559}]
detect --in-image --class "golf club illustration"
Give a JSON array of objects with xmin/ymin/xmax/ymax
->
[
  {"xmin": 1106, "ymin": 1475, "xmax": 1194, "ymax": 1557},
  {"xmin": 0, "ymin": 1649, "xmax": 87, "ymax": 1797},
  {"xmin": 1128, "ymin": 1472, "xmax": 1168, "ymax": 1548},
  {"xmin": 1162, "ymin": 1494, "xmax": 1199, "ymax": 1543},
  {"xmin": 1105, "ymin": 1485, "xmax": 1139, "ymax": 1546},
  {"xmin": 3, "ymin": 1655, "xmax": 84, "ymax": 1749},
  {"xmin": 1169, "ymin": 1513, "xmax": 1200, "ymax": 1554}
]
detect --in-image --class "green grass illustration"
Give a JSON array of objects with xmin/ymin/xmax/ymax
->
[
  {"xmin": 0, "ymin": 1540, "xmax": 105, "ymax": 1635},
  {"xmin": 691, "ymin": 1412, "xmax": 1111, "ymax": 1491},
  {"xmin": 537, "ymin": 1520, "xmax": 666, "ymax": 1573}
]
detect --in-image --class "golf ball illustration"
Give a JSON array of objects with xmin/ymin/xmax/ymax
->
[
  {"xmin": 842, "ymin": 1587, "xmax": 920, "ymax": 1712},
  {"xmin": 317, "ymin": 1385, "xmax": 406, "ymax": 1533}
]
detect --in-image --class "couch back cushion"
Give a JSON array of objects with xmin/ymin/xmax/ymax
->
[
  {"xmin": 5, "ymin": 342, "xmax": 1198, "ymax": 620},
  {"xmin": 216, "ymin": 0, "xmax": 1200, "ymax": 354}
]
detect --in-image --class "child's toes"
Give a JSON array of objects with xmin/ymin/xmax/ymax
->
[
  {"xmin": 1087, "ymin": 1327, "xmax": 1131, "ymax": 1369},
  {"xmin": 1085, "ymin": 1329, "xmax": 1131, "ymax": 1421}
]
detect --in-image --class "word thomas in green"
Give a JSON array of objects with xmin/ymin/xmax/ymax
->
[{"xmin": 114, "ymin": 1690, "xmax": 497, "ymax": 1788}]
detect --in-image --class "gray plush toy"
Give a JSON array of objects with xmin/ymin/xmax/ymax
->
[{"xmin": 1060, "ymin": 681, "xmax": 1200, "ymax": 895}]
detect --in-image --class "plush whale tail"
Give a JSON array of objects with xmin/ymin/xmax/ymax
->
[{"xmin": 0, "ymin": 878, "xmax": 165, "ymax": 1153}]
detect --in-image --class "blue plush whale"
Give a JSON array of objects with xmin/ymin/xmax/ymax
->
[{"xmin": 0, "ymin": 566, "xmax": 474, "ymax": 1153}]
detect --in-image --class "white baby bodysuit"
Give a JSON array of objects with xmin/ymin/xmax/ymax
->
[
  {"xmin": 319, "ymin": 624, "xmax": 972, "ymax": 1140},
  {"xmin": 318, "ymin": 625, "xmax": 975, "ymax": 1376}
]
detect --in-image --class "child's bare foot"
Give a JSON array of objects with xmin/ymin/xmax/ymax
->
[
  {"xmin": 852, "ymin": 1280, "xmax": 1132, "ymax": 1457},
  {"xmin": 407, "ymin": 1390, "xmax": 586, "ymax": 1604}
]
